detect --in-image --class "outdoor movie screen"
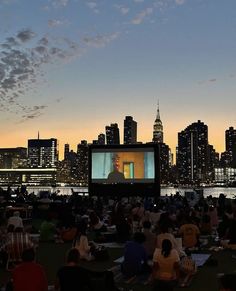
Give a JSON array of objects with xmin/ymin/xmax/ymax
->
[{"xmin": 91, "ymin": 147, "xmax": 155, "ymax": 184}]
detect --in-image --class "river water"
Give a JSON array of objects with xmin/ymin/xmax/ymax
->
[{"xmin": 3, "ymin": 186, "xmax": 236, "ymax": 199}]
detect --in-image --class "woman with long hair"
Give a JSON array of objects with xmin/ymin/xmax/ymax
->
[
  {"xmin": 151, "ymin": 239, "xmax": 180, "ymax": 291},
  {"xmin": 73, "ymin": 221, "xmax": 94, "ymax": 261}
]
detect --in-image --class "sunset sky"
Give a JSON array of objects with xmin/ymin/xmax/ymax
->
[{"xmin": 0, "ymin": 0, "xmax": 236, "ymax": 160}]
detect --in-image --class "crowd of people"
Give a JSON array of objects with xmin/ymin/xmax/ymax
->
[{"xmin": 0, "ymin": 188, "xmax": 236, "ymax": 291}]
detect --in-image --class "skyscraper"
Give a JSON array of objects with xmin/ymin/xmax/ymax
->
[
  {"xmin": 64, "ymin": 143, "xmax": 70, "ymax": 160},
  {"xmin": 153, "ymin": 103, "xmax": 163, "ymax": 143},
  {"xmin": 225, "ymin": 126, "xmax": 236, "ymax": 167},
  {"xmin": 177, "ymin": 120, "xmax": 209, "ymax": 184},
  {"xmin": 98, "ymin": 133, "xmax": 105, "ymax": 145},
  {"xmin": 124, "ymin": 116, "xmax": 137, "ymax": 144},
  {"xmin": 0, "ymin": 147, "xmax": 27, "ymax": 169},
  {"xmin": 28, "ymin": 138, "xmax": 58, "ymax": 168},
  {"xmin": 105, "ymin": 123, "xmax": 120, "ymax": 145},
  {"xmin": 76, "ymin": 140, "xmax": 89, "ymax": 185},
  {"xmin": 151, "ymin": 104, "xmax": 171, "ymax": 183}
]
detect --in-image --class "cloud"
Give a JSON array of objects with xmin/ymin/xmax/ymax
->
[
  {"xmin": 175, "ymin": 0, "xmax": 186, "ymax": 5},
  {"xmin": 83, "ymin": 32, "xmax": 120, "ymax": 48},
  {"xmin": 0, "ymin": 29, "xmax": 84, "ymax": 121},
  {"xmin": 48, "ymin": 19, "xmax": 67, "ymax": 27},
  {"xmin": 86, "ymin": 2, "xmax": 97, "ymax": 9},
  {"xmin": 133, "ymin": 0, "xmax": 144, "ymax": 3},
  {"xmin": 114, "ymin": 5, "xmax": 130, "ymax": 15},
  {"xmin": 131, "ymin": 7, "xmax": 153, "ymax": 25},
  {"xmin": 19, "ymin": 105, "xmax": 48, "ymax": 122},
  {"xmin": 50, "ymin": 0, "xmax": 69, "ymax": 7},
  {"xmin": 198, "ymin": 78, "xmax": 217, "ymax": 85},
  {"xmin": 86, "ymin": 1, "xmax": 99, "ymax": 13},
  {"xmin": 16, "ymin": 29, "xmax": 36, "ymax": 42}
]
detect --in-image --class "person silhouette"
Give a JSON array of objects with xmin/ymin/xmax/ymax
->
[{"xmin": 107, "ymin": 154, "xmax": 125, "ymax": 183}]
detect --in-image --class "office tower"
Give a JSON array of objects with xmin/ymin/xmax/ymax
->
[
  {"xmin": 76, "ymin": 140, "xmax": 89, "ymax": 185},
  {"xmin": 98, "ymin": 133, "xmax": 105, "ymax": 145},
  {"xmin": 151, "ymin": 104, "xmax": 170, "ymax": 183},
  {"xmin": 28, "ymin": 138, "xmax": 58, "ymax": 168},
  {"xmin": 177, "ymin": 120, "xmax": 209, "ymax": 184},
  {"xmin": 0, "ymin": 147, "xmax": 27, "ymax": 169},
  {"xmin": 159, "ymin": 143, "xmax": 171, "ymax": 184},
  {"xmin": 207, "ymin": 144, "xmax": 220, "ymax": 181},
  {"xmin": 225, "ymin": 126, "xmax": 236, "ymax": 167},
  {"xmin": 124, "ymin": 116, "xmax": 137, "ymax": 144},
  {"xmin": 64, "ymin": 143, "xmax": 70, "ymax": 160},
  {"xmin": 105, "ymin": 123, "xmax": 120, "ymax": 145},
  {"xmin": 153, "ymin": 103, "xmax": 163, "ymax": 143}
]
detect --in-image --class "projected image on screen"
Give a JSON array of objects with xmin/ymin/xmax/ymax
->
[{"xmin": 91, "ymin": 148, "xmax": 155, "ymax": 184}]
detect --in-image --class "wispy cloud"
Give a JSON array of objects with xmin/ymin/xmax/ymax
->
[
  {"xmin": 18, "ymin": 105, "xmax": 48, "ymax": 122},
  {"xmin": 50, "ymin": 0, "xmax": 69, "ymax": 8},
  {"xmin": 86, "ymin": 1, "xmax": 99, "ymax": 13},
  {"xmin": 131, "ymin": 7, "xmax": 153, "ymax": 25},
  {"xmin": 114, "ymin": 4, "xmax": 130, "ymax": 15},
  {"xmin": 175, "ymin": 0, "xmax": 186, "ymax": 5},
  {"xmin": 198, "ymin": 78, "xmax": 217, "ymax": 85},
  {"xmin": 83, "ymin": 32, "xmax": 120, "ymax": 48},
  {"xmin": 48, "ymin": 19, "xmax": 68, "ymax": 27}
]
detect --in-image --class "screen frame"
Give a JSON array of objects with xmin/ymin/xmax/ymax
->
[{"xmin": 88, "ymin": 143, "xmax": 160, "ymax": 197}]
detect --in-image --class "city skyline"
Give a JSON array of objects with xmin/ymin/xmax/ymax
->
[{"xmin": 0, "ymin": 0, "xmax": 236, "ymax": 157}]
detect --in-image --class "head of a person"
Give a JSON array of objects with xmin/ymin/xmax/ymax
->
[
  {"xmin": 161, "ymin": 239, "xmax": 172, "ymax": 258},
  {"xmin": 220, "ymin": 273, "xmax": 236, "ymax": 291},
  {"xmin": 112, "ymin": 154, "xmax": 120, "ymax": 171},
  {"xmin": 13, "ymin": 211, "xmax": 20, "ymax": 217},
  {"xmin": 133, "ymin": 232, "xmax": 146, "ymax": 244},
  {"xmin": 66, "ymin": 248, "xmax": 80, "ymax": 264},
  {"xmin": 22, "ymin": 248, "xmax": 35, "ymax": 262}
]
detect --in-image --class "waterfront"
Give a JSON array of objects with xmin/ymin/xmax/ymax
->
[{"xmin": 2, "ymin": 186, "xmax": 236, "ymax": 199}]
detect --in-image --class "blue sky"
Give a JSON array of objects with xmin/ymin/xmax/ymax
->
[{"xmin": 0, "ymin": 0, "xmax": 236, "ymax": 158}]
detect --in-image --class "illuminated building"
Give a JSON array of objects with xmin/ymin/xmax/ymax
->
[
  {"xmin": 105, "ymin": 123, "xmax": 120, "ymax": 145},
  {"xmin": 151, "ymin": 104, "xmax": 171, "ymax": 184},
  {"xmin": 124, "ymin": 116, "xmax": 137, "ymax": 144},
  {"xmin": 28, "ymin": 138, "xmax": 58, "ymax": 168},
  {"xmin": 64, "ymin": 143, "xmax": 70, "ymax": 160},
  {"xmin": 0, "ymin": 168, "xmax": 56, "ymax": 186},
  {"xmin": 0, "ymin": 148, "xmax": 27, "ymax": 169},
  {"xmin": 153, "ymin": 103, "xmax": 163, "ymax": 143},
  {"xmin": 177, "ymin": 120, "xmax": 210, "ymax": 184}
]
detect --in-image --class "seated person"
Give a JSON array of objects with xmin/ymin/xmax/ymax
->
[
  {"xmin": 157, "ymin": 223, "xmax": 179, "ymax": 250},
  {"xmin": 142, "ymin": 221, "xmax": 156, "ymax": 258},
  {"xmin": 178, "ymin": 217, "xmax": 200, "ymax": 249},
  {"xmin": 2, "ymin": 227, "xmax": 34, "ymax": 265},
  {"xmin": 115, "ymin": 216, "xmax": 131, "ymax": 243},
  {"xmin": 121, "ymin": 232, "xmax": 149, "ymax": 279},
  {"xmin": 39, "ymin": 215, "xmax": 56, "ymax": 242},
  {"xmin": 59, "ymin": 223, "xmax": 77, "ymax": 243},
  {"xmin": 12, "ymin": 248, "xmax": 48, "ymax": 291},
  {"xmin": 89, "ymin": 211, "xmax": 106, "ymax": 233},
  {"xmin": 55, "ymin": 248, "xmax": 90, "ymax": 291},
  {"xmin": 151, "ymin": 239, "xmax": 180, "ymax": 291},
  {"xmin": 74, "ymin": 221, "xmax": 94, "ymax": 261},
  {"xmin": 7, "ymin": 211, "xmax": 23, "ymax": 230}
]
